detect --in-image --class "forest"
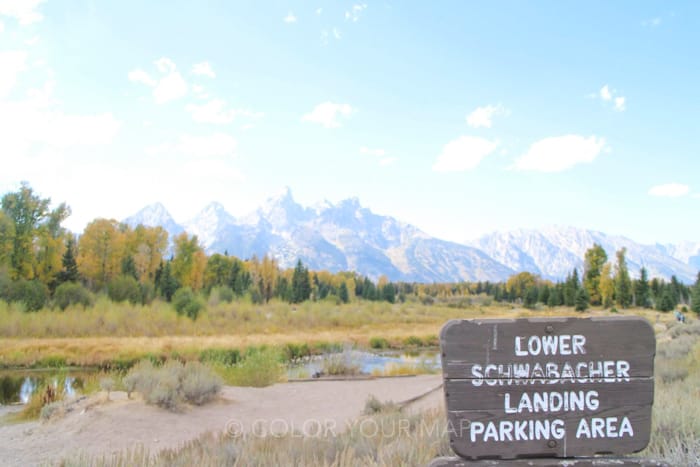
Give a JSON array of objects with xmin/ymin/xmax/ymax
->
[{"xmin": 1, "ymin": 183, "xmax": 699, "ymax": 316}]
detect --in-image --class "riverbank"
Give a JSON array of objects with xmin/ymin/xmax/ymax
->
[{"xmin": 0, "ymin": 375, "xmax": 444, "ymax": 466}]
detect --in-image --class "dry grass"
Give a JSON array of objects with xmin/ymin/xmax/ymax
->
[{"xmin": 0, "ymin": 302, "xmax": 682, "ymax": 369}]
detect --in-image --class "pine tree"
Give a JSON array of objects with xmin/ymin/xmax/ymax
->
[
  {"xmin": 339, "ymin": 282, "xmax": 349, "ymax": 304},
  {"xmin": 634, "ymin": 267, "xmax": 651, "ymax": 308},
  {"xmin": 575, "ymin": 287, "xmax": 590, "ymax": 312},
  {"xmin": 56, "ymin": 236, "xmax": 80, "ymax": 285},
  {"xmin": 657, "ymin": 287, "xmax": 675, "ymax": 312},
  {"xmin": 291, "ymin": 260, "xmax": 311, "ymax": 303},
  {"xmin": 691, "ymin": 272, "xmax": 700, "ymax": 314},
  {"xmin": 614, "ymin": 248, "xmax": 632, "ymax": 308}
]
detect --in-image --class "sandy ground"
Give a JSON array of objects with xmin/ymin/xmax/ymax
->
[{"xmin": 0, "ymin": 375, "xmax": 444, "ymax": 466}]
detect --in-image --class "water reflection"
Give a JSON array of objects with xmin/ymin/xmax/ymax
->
[
  {"xmin": 0, "ymin": 372, "xmax": 84, "ymax": 405},
  {"xmin": 288, "ymin": 350, "xmax": 441, "ymax": 378}
]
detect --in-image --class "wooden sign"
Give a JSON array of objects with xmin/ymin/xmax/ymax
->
[{"xmin": 440, "ymin": 317, "xmax": 655, "ymax": 460}]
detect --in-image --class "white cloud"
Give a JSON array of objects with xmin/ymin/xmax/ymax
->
[
  {"xmin": 648, "ymin": 183, "xmax": 689, "ymax": 198},
  {"xmin": 153, "ymin": 71, "xmax": 187, "ymax": 104},
  {"xmin": 0, "ymin": 0, "xmax": 45, "ymax": 25},
  {"xmin": 360, "ymin": 146, "xmax": 386, "ymax": 157},
  {"xmin": 129, "ymin": 58, "xmax": 188, "ymax": 104},
  {"xmin": 345, "ymin": 3, "xmax": 367, "ymax": 22},
  {"xmin": 192, "ymin": 61, "xmax": 215, "ymax": 78},
  {"xmin": 333, "ymin": 28, "xmax": 342, "ymax": 39},
  {"xmin": 284, "ymin": 11, "xmax": 297, "ymax": 23},
  {"xmin": 302, "ymin": 102, "xmax": 354, "ymax": 128},
  {"xmin": 155, "ymin": 57, "xmax": 176, "ymax": 73},
  {"xmin": 379, "ymin": 157, "xmax": 398, "ymax": 167},
  {"xmin": 0, "ymin": 50, "xmax": 27, "ymax": 97},
  {"xmin": 316, "ymin": 8, "xmax": 322, "ymax": 16},
  {"xmin": 513, "ymin": 135, "xmax": 605, "ymax": 172},
  {"xmin": 614, "ymin": 96, "xmax": 626, "ymax": 112},
  {"xmin": 0, "ymin": 20, "xmax": 4, "ymax": 32},
  {"xmin": 433, "ymin": 136, "xmax": 498, "ymax": 172},
  {"xmin": 186, "ymin": 99, "xmax": 263, "ymax": 124},
  {"xmin": 596, "ymin": 84, "xmax": 626, "ymax": 112},
  {"xmin": 128, "ymin": 69, "xmax": 157, "ymax": 86},
  {"xmin": 0, "ymin": 84, "xmax": 121, "ymax": 159},
  {"xmin": 147, "ymin": 133, "xmax": 238, "ymax": 159},
  {"xmin": 466, "ymin": 104, "xmax": 509, "ymax": 128}
]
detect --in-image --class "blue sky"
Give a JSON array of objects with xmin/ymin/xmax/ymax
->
[{"xmin": 1, "ymin": 1, "xmax": 698, "ymax": 245}]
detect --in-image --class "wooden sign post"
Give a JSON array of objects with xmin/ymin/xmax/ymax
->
[{"xmin": 433, "ymin": 316, "xmax": 661, "ymax": 465}]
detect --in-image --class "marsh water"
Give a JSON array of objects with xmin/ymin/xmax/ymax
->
[
  {"xmin": 0, "ymin": 350, "xmax": 441, "ymax": 404},
  {"xmin": 0, "ymin": 370, "xmax": 91, "ymax": 405}
]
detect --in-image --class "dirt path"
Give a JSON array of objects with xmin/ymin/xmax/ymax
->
[{"xmin": 0, "ymin": 375, "xmax": 444, "ymax": 466}]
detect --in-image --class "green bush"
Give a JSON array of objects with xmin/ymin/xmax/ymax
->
[
  {"xmin": 369, "ymin": 336, "xmax": 389, "ymax": 350},
  {"xmin": 107, "ymin": 275, "xmax": 141, "ymax": 304},
  {"xmin": 172, "ymin": 287, "xmax": 203, "ymax": 320},
  {"xmin": 283, "ymin": 342, "xmax": 311, "ymax": 361},
  {"xmin": 226, "ymin": 348, "xmax": 285, "ymax": 387},
  {"xmin": 209, "ymin": 286, "xmax": 234, "ymax": 305},
  {"xmin": 403, "ymin": 335, "xmax": 424, "ymax": 347},
  {"xmin": 200, "ymin": 348, "xmax": 242, "ymax": 366},
  {"xmin": 8, "ymin": 279, "xmax": 48, "ymax": 311},
  {"xmin": 53, "ymin": 282, "xmax": 93, "ymax": 310}
]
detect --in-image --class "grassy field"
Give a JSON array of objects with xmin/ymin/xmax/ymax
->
[
  {"xmin": 56, "ymin": 318, "xmax": 699, "ymax": 466},
  {"xmin": 0, "ymin": 298, "xmax": 679, "ymax": 368},
  {"xmin": 2, "ymin": 298, "xmax": 697, "ymax": 465}
]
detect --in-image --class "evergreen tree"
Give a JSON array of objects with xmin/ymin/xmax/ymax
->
[
  {"xmin": 382, "ymin": 282, "xmax": 396, "ymax": 303},
  {"xmin": 56, "ymin": 236, "xmax": 80, "ymax": 285},
  {"xmin": 338, "ymin": 282, "xmax": 349, "ymax": 304},
  {"xmin": 634, "ymin": 267, "xmax": 651, "ymax": 308},
  {"xmin": 691, "ymin": 272, "xmax": 700, "ymax": 314},
  {"xmin": 156, "ymin": 261, "xmax": 179, "ymax": 302},
  {"xmin": 575, "ymin": 287, "xmax": 590, "ymax": 312},
  {"xmin": 547, "ymin": 286, "xmax": 560, "ymax": 308},
  {"xmin": 563, "ymin": 269, "xmax": 579, "ymax": 307},
  {"xmin": 291, "ymin": 260, "xmax": 311, "ymax": 303},
  {"xmin": 656, "ymin": 288, "xmax": 675, "ymax": 312},
  {"xmin": 614, "ymin": 248, "xmax": 632, "ymax": 308},
  {"xmin": 524, "ymin": 286, "xmax": 539, "ymax": 309}
]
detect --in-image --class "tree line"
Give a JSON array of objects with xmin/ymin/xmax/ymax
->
[{"xmin": 1, "ymin": 183, "xmax": 699, "ymax": 316}]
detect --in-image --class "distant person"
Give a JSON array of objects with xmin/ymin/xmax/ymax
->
[{"xmin": 674, "ymin": 310, "xmax": 686, "ymax": 323}]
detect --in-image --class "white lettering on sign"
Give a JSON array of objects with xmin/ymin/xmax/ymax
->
[
  {"xmin": 514, "ymin": 334, "xmax": 587, "ymax": 357},
  {"xmin": 503, "ymin": 390, "xmax": 599, "ymax": 414},
  {"xmin": 575, "ymin": 416, "xmax": 634, "ymax": 439},
  {"xmin": 470, "ymin": 360, "xmax": 631, "ymax": 386},
  {"xmin": 460, "ymin": 328, "xmax": 644, "ymax": 446},
  {"xmin": 470, "ymin": 419, "xmax": 566, "ymax": 443}
]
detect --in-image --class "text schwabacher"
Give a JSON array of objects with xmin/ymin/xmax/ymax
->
[{"xmin": 440, "ymin": 317, "xmax": 655, "ymax": 459}]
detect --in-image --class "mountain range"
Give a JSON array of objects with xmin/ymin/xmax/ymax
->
[{"xmin": 124, "ymin": 189, "xmax": 700, "ymax": 284}]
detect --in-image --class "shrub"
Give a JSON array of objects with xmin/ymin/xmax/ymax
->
[
  {"xmin": 209, "ymin": 286, "xmax": 234, "ymax": 305},
  {"xmin": 172, "ymin": 287, "xmax": 203, "ymax": 320},
  {"xmin": 181, "ymin": 361, "xmax": 222, "ymax": 405},
  {"xmin": 200, "ymin": 348, "xmax": 241, "ymax": 366},
  {"xmin": 321, "ymin": 349, "xmax": 361, "ymax": 376},
  {"xmin": 123, "ymin": 359, "xmax": 222, "ymax": 410},
  {"xmin": 226, "ymin": 348, "xmax": 285, "ymax": 387},
  {"xmin": 53, "ymin": 282, "xmax": 93, "ymax": 310},
  {"xmin": 403, "ymin": 335, "xmax": 424, "ymax": 347},
  {"xmin": 40, "ymin": 400, "xmax": 63, "ymax": 421},
  {"xmin": 363, "ymin": 394, "xmax": 398, "ymax": 415},
  {"xmin": 9, "ymin": 279, "xmax": 48, "ymax": 311},
  {"xmin": 107, "ymin": 275, "xmax": 141, "ymax": 304},
  {"xmin": 369, "ymin": 337, "xmax": 389, "ymax": 350}
]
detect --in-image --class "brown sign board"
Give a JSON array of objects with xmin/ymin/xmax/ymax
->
[{"xmin": 439, "ymin": 317, "xmax": 655, "ymax": 460}]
